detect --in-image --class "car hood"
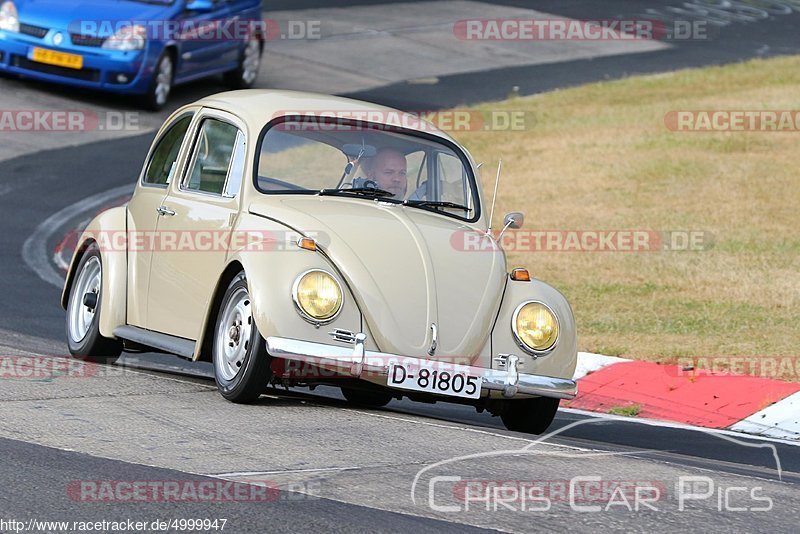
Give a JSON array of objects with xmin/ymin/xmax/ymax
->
[
  {"xmin": 16, "ymin": 0, "xmax": 175, "ymax": 33},
  {"xmin": 249, "ymin": 196, "xmax": 507, "ymax": 361}
]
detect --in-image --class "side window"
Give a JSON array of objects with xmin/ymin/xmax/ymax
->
[
  {"xmin": 184, "ymin": 119, "xmax": 241, "ymax": 196},
  {"xmin": 437, "ymin": 152, "xmax": 470, "ymax": 205},
  {"xmin": 407, "ymin": 150, "xmax": 427, "ymax": 195},
  {"xmin": 144, "ymin": 115, "xmax": 193, "ymax": 187}
]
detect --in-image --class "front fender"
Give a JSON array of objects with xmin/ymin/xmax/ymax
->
[
  {"xmin": 491, "ymin": 277, "xmax": 577, "ymax": 381},
  {"xmin": 61, "ymin": 207, "xmax": 127, "ymax": 339},
  {"xmin": 199, "ymin": 214, "xmax": 365, "ymax": 360}
]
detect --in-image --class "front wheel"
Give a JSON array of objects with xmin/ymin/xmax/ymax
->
[
  {"xmin": 142, "ymin": 52, "xmax": 174, "ymax": 111},
  {"xmin": 500, "ymin": 396, "xmax": 560, "ymax": 434},
  {"xmin": 65, "ymin": 244, "xmax": 122, "ymax": 363},
  {"xmin": 212, "ymin": 273, "xmax": 272, "ymax": 403}
]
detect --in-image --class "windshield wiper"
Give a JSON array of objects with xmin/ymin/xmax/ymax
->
[
  {"xmin": 318, "ymin": 187, "xmax": 396, "ymax": 198},
  {"xmin": 403, "ymin": 200, "xmax": 472, "ymax": 211}
]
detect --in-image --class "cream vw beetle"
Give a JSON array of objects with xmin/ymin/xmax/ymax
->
[{"xmin": 62, "ymin": 90, "xmax": 577, "ymax": 434}]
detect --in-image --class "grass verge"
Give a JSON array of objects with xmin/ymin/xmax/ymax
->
[{"xmin": 455, "ymin": 55, "xmax": 800, "ymax": 372}]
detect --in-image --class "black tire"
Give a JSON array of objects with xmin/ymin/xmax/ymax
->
[
  {"xmin": 65, "ymin": 244, "xmax": 122, "ymax": 364},
  {"xmin": 223, "ymin": 35, "xmax": 261, "ymax": 89},
  {"xmin": 341, "ymin": 387, "xmax": 394, "ymax": 408},
  {"xmin": 141, "ymin": 51, "xmax": 174, "ymax": 111},
  {"xmin": 212, "ymin": 272, "xmax": 272, "ymax": 403},
  {"xmin": 500, "ymin": 396, "xmax": 560, "ymax": 434}
]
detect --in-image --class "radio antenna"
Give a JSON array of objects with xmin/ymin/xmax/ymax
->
[{"xmin": 487, "ymin": 160, "xmax": 502, "ymax": 235}]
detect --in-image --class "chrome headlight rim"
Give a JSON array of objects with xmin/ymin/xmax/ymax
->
[
  {"xmin": 511, "ymin": 300, "xmax": 560, "ymax": 355},
  {"xmin": 291, "ymin": 268, "xmax": 344, "ymax": 326}
]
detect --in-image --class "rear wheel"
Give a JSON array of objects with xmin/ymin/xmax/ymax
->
[
  {"xmin": 65, "ymin": 244, "xmax": 122, "ymax": 363},
  {"xmin": 500, "ymin": 396, "xmax": 560, "ymax": 434},
  {"xmin": 224, "ymin": 35, "xmax": 261, "ymax": 89},
  {"xmin": 212, "ymin": 273, "xmax": 272, "ymax": 403},
  {"xmin": 340, "ymin": 387, "xmax": 393, "ymax": 408}
]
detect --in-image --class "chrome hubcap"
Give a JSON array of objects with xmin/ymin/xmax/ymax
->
[
  {"xmin": 215, "ymin": 287, "xmax": 253, "ymax": 381},
  {"xmin": 154, "ymin": 56, "xmax": 173, "ymax": 106},
  {"xmin": 68, "ymin": 256, "xmax": 101, "ymax": 343},
  {"xmin": 241, "ymin": 38, "xmax": 260, "ymax": 85}
]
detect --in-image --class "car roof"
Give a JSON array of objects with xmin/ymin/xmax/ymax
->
[{"xmin": 190, "ymin": 89, "xmax": 458, "ymax": 144}]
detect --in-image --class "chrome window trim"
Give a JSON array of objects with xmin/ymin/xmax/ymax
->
[
  {"xmin": 180, "ymin": 117, "xmax": 242, "ymax": 197},
  {"xmin": 223, "ymin": 130, "xmax": 247, "ymax": 198}
]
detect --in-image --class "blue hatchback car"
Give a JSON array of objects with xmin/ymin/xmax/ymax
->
[{"xmin": 0, "ymin": 0, "xmax": 263, "ymax": 109}]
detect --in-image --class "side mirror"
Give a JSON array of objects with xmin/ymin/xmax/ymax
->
[
  {"xmin": 185, "ymin": 0, "xmax": 214, "ymax": 12},
  {"xmin": 504, "ymin": 212, "xmax": 524, "ymax": 229}
]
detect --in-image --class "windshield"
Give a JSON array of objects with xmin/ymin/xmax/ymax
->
[{"xmin": 255, "ymin": 117, "xmax": 480, "ymax": 222}]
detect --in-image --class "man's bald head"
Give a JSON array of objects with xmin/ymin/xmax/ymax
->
[{"xmin": 366, "ymin": 148, "xmax": 408, "ymax": 198}]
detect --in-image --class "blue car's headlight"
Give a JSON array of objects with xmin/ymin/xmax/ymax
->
[
  {"xmin": 102, "ymin": 25, "xmax": 147, "ymax": 51},
  {"xmin": 0, "ymin": 1, "xmax": 19, "ymax": 33}
]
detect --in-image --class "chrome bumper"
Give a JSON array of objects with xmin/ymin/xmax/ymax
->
[{"xmin": 265, "ymin": 336, "xmax": 577, "ymax": 400}]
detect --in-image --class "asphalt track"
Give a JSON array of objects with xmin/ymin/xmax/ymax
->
[{"xmin": 2, "ymin": 1, "xmax": 800, "ymax": 531}]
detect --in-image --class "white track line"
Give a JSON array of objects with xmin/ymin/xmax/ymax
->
[{"xmin": 22, "ymin": 184, "xmax": 133, "ymax": 288}]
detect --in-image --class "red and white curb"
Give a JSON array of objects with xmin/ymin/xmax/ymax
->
[{"xmin": 571, "ymin": 352, "xmax": 800, "ymax": 442}]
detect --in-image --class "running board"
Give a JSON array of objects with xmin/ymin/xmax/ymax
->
[{"xmin": 113, "ymin": 325, "xmax": 195, "ymax": 359}]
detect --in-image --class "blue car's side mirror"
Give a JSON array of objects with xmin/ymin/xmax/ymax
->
[{"xmin": 185, "ymin": 0, "xmax": 214, "ymax": 12}]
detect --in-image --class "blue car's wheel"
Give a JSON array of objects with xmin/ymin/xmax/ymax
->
[
  {"xmin": 224, "ymin": 36, "xmax": 261, "ymax": 89},
  {"xmin": 142, "ymin": 52, "xmax": 174, "ymax": 111}
]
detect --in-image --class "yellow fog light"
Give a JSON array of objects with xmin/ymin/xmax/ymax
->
[
  {"xmin": 512, "ymin": 301, "xmax": 559, "ymax": 353},
  {"xmin": 293, "ymin": 269, "xmax": 343, "ymax": 323}
]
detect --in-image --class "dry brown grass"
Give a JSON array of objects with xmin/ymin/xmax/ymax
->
[{"xmin": 455, "ymin": 55, "xmax": 800, "ymax": 367}]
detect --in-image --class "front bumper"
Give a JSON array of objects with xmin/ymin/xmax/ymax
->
[
  {"xmin": 266, "ymin": 336, "xmax": 577, "ymax": 400},
  {"xmin": 0, "ymin": 30, "xmax": 153, "ymax": 93}
]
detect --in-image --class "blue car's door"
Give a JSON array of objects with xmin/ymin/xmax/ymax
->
[{"xmin": 175, "ymin": 0, "xmax": 240, "ymax": 79}]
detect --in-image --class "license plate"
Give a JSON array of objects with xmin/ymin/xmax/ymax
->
[
  {"xmin": 30, "ymin": 47, "xmax": 84, "ymax": 70},
  {"xmin": 388, "ymin": 363, "xmax": 482, "ymax": 399}
]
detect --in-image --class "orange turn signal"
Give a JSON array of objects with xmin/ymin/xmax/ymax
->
[
  {"xmin": 510, "ymin": 268, "xmax": 531, "ymax": 282},
  {"xmin": 297, "ymin": 237, "xmax": 317, "ymax": 251}
]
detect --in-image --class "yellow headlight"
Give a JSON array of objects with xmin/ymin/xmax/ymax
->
[
  {"xmin": 294, "ymin": 270, "xmax": 343, "ymax": 322},
  {"xmin": 513, "ymin": 302, "xmax": 559, "ymax": 352}
]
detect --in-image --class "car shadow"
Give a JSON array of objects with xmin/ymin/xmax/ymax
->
[{"xmin": 1, "ymin": 72, "xmax": 239, "ymax": 114}]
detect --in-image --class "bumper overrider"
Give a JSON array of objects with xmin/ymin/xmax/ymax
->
[{"xmin": 265, "ymin": 335, "xmax": 577, "ymax": 400}]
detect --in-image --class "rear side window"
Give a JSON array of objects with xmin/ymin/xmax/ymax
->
[
  {"xmin": 144, "ymin": 115, "xmax": 192, "ymax": 187},
  {"xmin": 184, "ymin": 119, "xmax": 240, "ymax": 196}
]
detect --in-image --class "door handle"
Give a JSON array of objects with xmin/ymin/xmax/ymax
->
[{"xmin": 156, "ymin": 206, "xmax": 176, "ymax": 217}]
